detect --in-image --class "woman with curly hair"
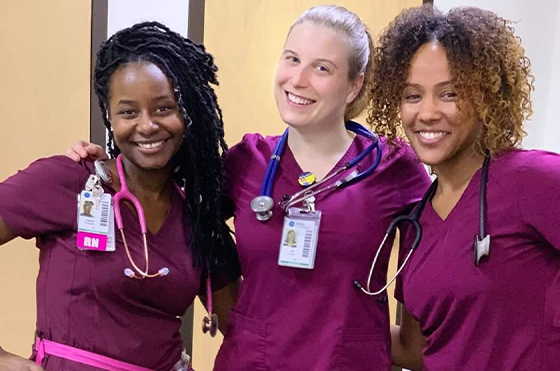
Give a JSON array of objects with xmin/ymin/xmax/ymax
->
[{"xmin": 368, "ymin": 5, "xmax": 560, "ymax": 370}]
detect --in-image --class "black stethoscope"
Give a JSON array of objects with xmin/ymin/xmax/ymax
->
[
  {"xmin": 250, "ymin": 121, "xmax": 383, "ymax": 221},
  {"xmin": 354, "ymin": 156, "xmax": 490, "ymax": 296}
]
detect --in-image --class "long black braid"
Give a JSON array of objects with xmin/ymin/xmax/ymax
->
[{"xmin": 94, "ymin": 22, "xmax": 236, "ymax": 277}]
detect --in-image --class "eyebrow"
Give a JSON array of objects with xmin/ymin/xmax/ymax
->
[
  {"xmin": 115, "ymin": 95, "xmax": 174, "ymax": 106},
  {"xmin": 316, "ymin": 58, "xmax": 338, "ymax": 69},
  {"xmin": 115, "ymin": 99, "xmax": 136, "ymax": 106},
  {"xmin": 282, "ymin": 49, "xmax": 338, "ymax": 69},
  {"xmin": 404, "ymin": 81, "xmax": 453, "ymax": 89},
  {"xmin": 282, "ymin": 49, "xmax": 298, "ymax": 57},
  {"xmin": 151, "ymin": 95, "xmax": 175, "ymax": 102}
]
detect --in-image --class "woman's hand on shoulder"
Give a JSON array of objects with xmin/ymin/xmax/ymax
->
[
  {"xmin": 0, "ymin": 347, "xmax": 44, "ymax": 370},
  {"xmin": 64, "ymin": 140, "xmax": 108, "ymax": 162}
]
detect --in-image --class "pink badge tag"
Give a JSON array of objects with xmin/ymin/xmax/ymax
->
[{"xmin": 77, "ymin": 231, "xmax": 108, "ymax": 251}]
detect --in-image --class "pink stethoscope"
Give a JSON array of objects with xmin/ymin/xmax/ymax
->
[{"xmin": 95, "ymin": 155, "xmax": 218, "ymax": 336}]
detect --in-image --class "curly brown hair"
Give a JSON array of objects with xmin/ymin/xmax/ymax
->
[{"xmin": 367, "ymin": 5, "xmax": 534, "ymax": 155}]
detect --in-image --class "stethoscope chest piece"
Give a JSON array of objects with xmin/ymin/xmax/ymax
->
[
  {"xmin": 202, "ymin": 313, "xmax": 219, "ymax": 337},
  {"xmin": 251, "ymin": 195, "xmax": 274, "ymax": 221},
  {"xmin": 474, "ymin": 234, "xmax": 490, "ymax": 266}
]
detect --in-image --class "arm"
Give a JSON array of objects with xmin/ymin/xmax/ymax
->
[
  {"xmin": 0, "ymin": 346, "xmax": 44, "ymax": 370},
  {"xmin": 391, "ymin": 302, "xmax": 425, "ymax": 370},
  {"xmin": 0, "ymin": 217, "xmax": 16, "ymax": 246},
  {"xmin": 64, "ymin": 140, "xmax": 108, "ymax": 162},
  {"xmin": 199, "ymin": 278, "xmax": 240, "ymax": 335}
]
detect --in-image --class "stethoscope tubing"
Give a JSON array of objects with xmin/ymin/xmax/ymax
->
[
  {"xmin": 256, "ymin": 121, "xmax": 382, "ymax": 216},
  {"xmin": 355, "ymin": 157, "xmax": 490, "ymax": 296},
  {"xmin": 260, "ymin": 130, "xmax": 289, "ymax": 197}
]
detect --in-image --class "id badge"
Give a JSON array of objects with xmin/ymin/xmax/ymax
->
[
  {"xmin": 76, "ymin": 191, "xmax": 115, "ymax": 252},
  {"xmin": 278, "ymin": 207, "xmax": 321, "ymax": 269}
]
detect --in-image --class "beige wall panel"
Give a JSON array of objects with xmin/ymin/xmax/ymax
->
[
  {"xmin": 0, "ymin": 0, "xmax": 91, "ymax": 356},
  {"xmin": 194, "ymin": 1, "xmax": 421, "ymax": 370}
]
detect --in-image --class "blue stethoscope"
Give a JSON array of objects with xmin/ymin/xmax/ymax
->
[
  {"xmin": 250, "ymin": 121, "xmax": 383, "ymax": 221},
  {"xmin": 354, "ymin": 156, "xmax": 491, "ymax": 296}
]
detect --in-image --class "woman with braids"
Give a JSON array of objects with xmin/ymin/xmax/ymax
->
[
  {"xmin": 368, "ymin": 5, "xmax": 560, "ymax": 370},
  {"xmin": 67, "ymin": 6, "xmax": 431, "ymax": 370},
  {"xmin": 0, "ymin": 22, "xmax": 239, "ymax": 370}
]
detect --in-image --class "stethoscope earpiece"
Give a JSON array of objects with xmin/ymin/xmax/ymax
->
[
  {"xmin": 123, "ymin": 267, "xmax": 169, "ymax": 279},
  {"xmin": 353, "ymin": 280, "xmax": 364, "ymax": 290},
  {"xmin": 124, "ymin": 268, "xmax": 135, "ymax": 278}
]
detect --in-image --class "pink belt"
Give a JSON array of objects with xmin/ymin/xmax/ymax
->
[{"xmin": 34, "ymin": 337, "xmax": 192, "ymax": 371}]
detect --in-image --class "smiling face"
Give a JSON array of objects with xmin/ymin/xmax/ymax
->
[
  {"xmin": 273, "ymin": 22, "xmax": 364, "ymax": 132},
  {"xmin": 108, "ymin": 61, "xmax": 184, "ymax": 171},
  {"xmin": 400, "ymin": 42, "xmax": 481, "ymax": 168}
]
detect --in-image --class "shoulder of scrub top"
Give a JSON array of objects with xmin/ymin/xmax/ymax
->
[
  {"xmin": 493, "ymin": 149, "xmax": 560, "ymax": 249},
  {"xmin": 0, "ymin": 155, "xmax": 96, "ymax": 240},
  {"xmin": 224, "ymin": 133, "xmax": 281, "ymax": 167},
  {"xmin": 0, "ymin": 155, "xmax": 96, "ymax": 196},
  {"xmin": 490, "ymin": 148, "xmax": 560, "ymax": 191},
  {"xmin": 222, "ymin": 133, "xmax": 281, "ymax": 218}
]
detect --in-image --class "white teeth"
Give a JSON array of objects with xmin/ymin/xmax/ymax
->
[
  {"xmin": 419, "ymin": 132, "xmax": 446, "ymax": 140},
  {"xmin": 288, "ymin": 92, "xmax": 314, "ymax": 105},
  {"xmin": 137, "ymin": 140, "xmax": 165, "ymax": 149}
]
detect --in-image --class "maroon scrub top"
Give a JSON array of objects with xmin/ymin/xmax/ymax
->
[
  {"xmin": 0, "ymin": 156, "xmax": 201, "ymax": 370},
  {"xmin": 396, "ymin": 150, "xmax": 560, "ymax": 370},
  {"xmin": 214, "ymin": 133, "xmax": 430, "ymax": 370}
]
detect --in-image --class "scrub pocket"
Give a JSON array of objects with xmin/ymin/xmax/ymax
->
[
  {"xmin": 332, "ymin": 327, "xmax": 391, "ymax": 371},
  {"xmin": 544, "ymin": 285, "xmax": 560, "ymax": 370},
  {"xmin": 214, "ymin": 310, "xmax": 267, "ymax": 371}
]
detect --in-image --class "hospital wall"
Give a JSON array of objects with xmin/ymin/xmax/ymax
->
[
  {"xmin": 0, "ymin": 0, "xmax": 92, "ymax": 357},
  {"xmin": 434, "ymin": 0, "xmax": 560, "ymax": 153}
]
